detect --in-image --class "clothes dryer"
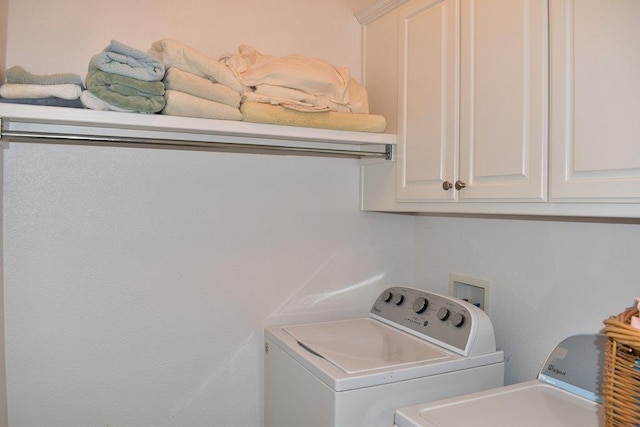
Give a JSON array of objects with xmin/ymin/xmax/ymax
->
[
  {"xmin": 394, "ymin": 334, "xmax": 606, "ymax": 427},
  {"xmin": 264, "ymin": 286, "xmax": 504, "ymax": 427}
]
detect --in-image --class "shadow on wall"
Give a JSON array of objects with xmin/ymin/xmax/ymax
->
[{"xmin": 266, "ymin": 245, "xmax": 409, "ymax": 326}]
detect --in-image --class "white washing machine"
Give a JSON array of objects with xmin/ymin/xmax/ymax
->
[
  {"xmin": 394, "ymin": 334, "xmax": 606, "ymax": 427},
  {"xmin": 264, "ymin": 286, "xmax": 505, "ymax": 427}
]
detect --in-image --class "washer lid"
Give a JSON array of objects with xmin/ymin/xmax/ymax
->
[
  {"xmin": 401, "ymin": 382, "xmax": 601, "ymax": 427},
  {"xmin": 283, "ymin": 318, "xmax": 453, "ymax": 374}
]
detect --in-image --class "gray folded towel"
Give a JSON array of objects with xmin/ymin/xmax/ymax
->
[{"xmin": 6, "ymin": 65, "xmax": 84, "ymax": 87}]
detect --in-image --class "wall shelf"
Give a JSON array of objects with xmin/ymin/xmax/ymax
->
[{"xmin": 0, "ymin": 104, "xmax": 395, "ymax": 159}]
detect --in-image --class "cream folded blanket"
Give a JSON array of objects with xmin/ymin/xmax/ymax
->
[
  {"xmin": 255, "ymin": 85, "xmax": 350, "ymax": 112},
  {"xmin": 164, "ymin": 67, "xmax": 240, "ymax": 108},
  {"xmin": 222, "ymin": 45, "xmax": 369, "ymax": 113},
  {"xmin": 243, "ymin": 85, "xmax": 352, "ymax": 113},
  {"xmin": 149, "ymin": 39, "xmax": 249, "ymax": 93},
  {"xmin": 243, "ymin": 91, "xmax": 329, "ymax": 112},
  {"xmin": 240, "ymin": 102, "xmax": 386, "ymax": 133},
  {"xmin": 162, "ymin": 90, "xmax": 242, "ymax": 121},
  {"xmin": 0, "ymin": 83, "xmax": 82, "ymax": 100},
  {"xmin": 6, "ymin": 65, "xmax": 84, "ymax": 86}
]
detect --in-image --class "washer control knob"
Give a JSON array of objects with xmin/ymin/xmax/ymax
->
[
  {"xmin": 381, "ymin": 291, "xmax": 393, "ymax": 303},
  {"xmin": 451, "ymin": 313, "xmax": 465, "ymax": 327},
  {"xmin": 392, "ymin": 294, "xmax": 405, "ymax": 306},
  {"xmin": 437, "ymin": 307, "xmax": 450, "ymax": 321},
  {"xmin": 413, "ymin": 297, "xmax": 428, "ymax": 314}
]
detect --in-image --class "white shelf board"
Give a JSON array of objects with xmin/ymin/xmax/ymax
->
[{"xmin": 0, "ymin": 104, "xmax": 395, "ymax": 155}]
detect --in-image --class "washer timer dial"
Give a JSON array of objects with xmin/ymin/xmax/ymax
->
[
  {"xmin": 451, "ymin": 312, "xmax": 465, "ymax": 327},
  {"xmin": 437, "ymin": 307, "xmax": 450, "ymax": 321},
  {"xmin": 412, "ymin": 297, "xmax": 428, "ymax": 314},
  {"xmin": 381, "ymin": 291, "xmax": 393, "ymax": 303}
]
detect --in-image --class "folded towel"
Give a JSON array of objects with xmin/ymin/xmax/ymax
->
[
  {"xmin": 80, "ymin": 90, "xmax": 136, "ymax": 113},
  {"xmin": 240, "ymin": 102, "xmax": 386, "ymax": 133},
  {"xmin": 90, "ymin": 40, "xmax": 165, "ymax": 82},
  {"xmin": 0, "ymin": 96, "xmax": 84, "ymax": 108},
  {"xmin": 85, "ymin": 70, "xmax": 165, "ymax": 113},
  {"xmin": 0, "ymin": 83, "xmax": 82, "ymax": 100},
  {"xmin": 162, "ymin": 90, "xmax": 242, "ymax": 121},
  {"xmin": 254, "ymin": 84, "xmax": 350, "ymax": 112},
  {"xmin": 222, "ymin": 45, "xmax": 369, "ymax": 113},
  {"xmin": 243, "ymin": 89, "xmax": 352, "ymax": 113},
  {"xmin": 243, "ymin": 91, "xmax": 329, "ymax": 112},
  {"xmin": 6, "ymin": 65, "xmax": 84, "ymax": 87},
  {"xmin": 149, "ymin": 39, "xmax": 249, "ymax": 93},
  {"xmin": 164, "ymin": 67, "xmax": 240, "ymax": 108}
]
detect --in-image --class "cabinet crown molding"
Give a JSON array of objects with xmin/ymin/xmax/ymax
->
[{"xmin": 355, "ymin": 0, "xmax": 409, "ymax": 24}]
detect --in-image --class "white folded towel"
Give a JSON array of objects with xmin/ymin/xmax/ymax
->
[
  {"xmin": 0, "ymin": 83, "xmax": 82, "ymax": 100},
  {"xmin": 250, "ymin": 84, "xmax": 351, "ymax": 113},
  {"xmin": 161, "ymin": 90, "xmax": 242, "ymax": 121},
  {"xmin": 149, "ymin": 39, "xmax": 249, "ymax": 94},
  {"xmin": 80, "ymin": 90, "xmax": 137, "ymax": 113},
  {"xmin": 242, "ymin": 91, "xmax": 329, "ymax": 112},
  {"xmin": 164, "ymin": 67, "xmax": 240, "ymax": 108}
]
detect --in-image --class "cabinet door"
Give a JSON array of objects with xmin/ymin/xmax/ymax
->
[
  {"xmin": 396, "ymin": 0, "xmax": 459, "ymax": 201},
  {"xmin": 550, "ymin": 0, "xmax": 640, "ymax": 202},
  {"xmin": 458, "ymin": 0, "xmax": 548, "ymax": 202}
]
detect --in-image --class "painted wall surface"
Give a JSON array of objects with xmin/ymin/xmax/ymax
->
[
  {"xmin": 1, "ymin": 1, "xmax": 10, "ymax": 424},
  {"xmin": 413, "ymin": 216, "xmax": 640, "ymax": 385},
  {"xmin": 0, "ymin": 0, "xmax": 6, "ymax": 82},
  {"xmin": 3, "ymin": 143, "xmax": 413, "ymax": 426},
  {"xmin": 0, "ymin": 150, "xmax": 6, "ymax": 427},
  {"xmin": 1, "ymin": 1, "xmax": 414, "ymax": 426},
  {"xmin": 6, "ymin": 0, "xmax": 368, "ymax": 82}
]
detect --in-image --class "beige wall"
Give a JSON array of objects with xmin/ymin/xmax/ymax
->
[
  {"xmin": 1, "ymin": 1, "xmax": 412, "ymax": 426},
  {"xmin": 0, "ymin": 1, "xmax": 9, "ymax": 425},
  {"xmin": 6, "ymin": 0, "xmax": 368, "ymax": 81},
  {"xmin": 0, "ymin": 0, "xmax": 6, "ymax": 82}
]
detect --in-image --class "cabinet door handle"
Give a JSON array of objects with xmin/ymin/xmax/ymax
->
[
  {"xmin": 442, "ymin": 181, "xmax": 453, "ymax": 191},
  {"xmin": 455, "ymin": 180, "xmax": 466, "ymax": 190}
]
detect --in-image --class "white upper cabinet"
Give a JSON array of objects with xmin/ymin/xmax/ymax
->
[
  {"xmin": 459, "ymin": 0, "xmax": 547, "ymax": 202},
  {"xmin": 396, "ymin": 0, "xmax": 458, "ymax": 201},
  {"xmin": 549, "ymin": 0, "xmax": 640, "ymax": 202},
  {"xmin": 396, "ymin": 0, "xmax": 548, "ymax": 203}
]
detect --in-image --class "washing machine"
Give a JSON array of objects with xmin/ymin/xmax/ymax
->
[
  {"xmin": 264, "ymin": 286, "xmax": 505, "ymax": 427},
  {"xmin": 394, "ymin": 333, "xmax": 606, "ymax": 427}
]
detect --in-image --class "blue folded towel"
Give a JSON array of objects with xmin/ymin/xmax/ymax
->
[
  {"xmin": 90, "ymin": 40, "xmax": 165, "ymax": 82},
  {"xmin": 0, "ymin": 97, "xmax": 84, "ymax": 108}
]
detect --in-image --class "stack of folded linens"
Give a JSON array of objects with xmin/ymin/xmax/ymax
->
[
  {"xmin": 82, "ymin": 40, "xmax": 166, "ymax": 113},
  {"xmin": 0, "ymin": 65, "xmax": 84, "ymax": 108},
  {"xmin": 149, "ymin": 39, "xmax": 247, "ymax": 121},
  {"xmin": 222, "ymin": 45, "xmax": 386, "ymax": 132}
]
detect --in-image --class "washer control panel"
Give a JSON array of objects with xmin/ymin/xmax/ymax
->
[{"xmin": 369, "ymin": 286, "xmax": 495, "ymax": 356}]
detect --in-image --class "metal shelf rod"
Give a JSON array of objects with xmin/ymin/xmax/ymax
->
[{"xmin": 0, "ymin": 129, "xmax": 392, "ymax": 160}]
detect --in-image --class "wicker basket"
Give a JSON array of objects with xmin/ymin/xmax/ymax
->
[{"xmin": 602, "ymin": 307, "xmax": 640, "ymax": 426}]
